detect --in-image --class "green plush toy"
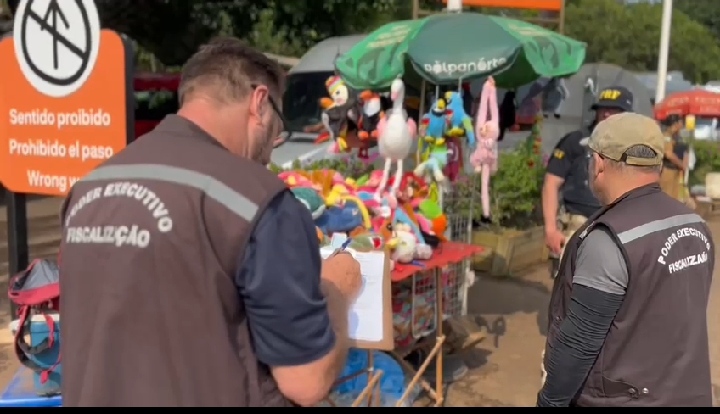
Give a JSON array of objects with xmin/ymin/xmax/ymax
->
[
  {"xmin": 419, "ymin": 199, "xmax": 442, "ymax": 220},
  {"xmin": 291, "ymin": 187, "xmax": 326, "ymax": 219}
]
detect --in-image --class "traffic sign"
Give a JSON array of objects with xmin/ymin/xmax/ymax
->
[
  {"xmin": 14, "ymin": 0, "xmax": 101, "ymax": 98},
  {"xmin": 0, "ymin": 0, "xmax": 132, "ymax": 197}
]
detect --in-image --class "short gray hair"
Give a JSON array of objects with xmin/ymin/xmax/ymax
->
[
  {"xmin": 179, "ymin": 36, "xmax": 285, "ymax": 106},
  {"xmin": 608, "ymin": 144, "xmax": 663, "ymax": 173}
]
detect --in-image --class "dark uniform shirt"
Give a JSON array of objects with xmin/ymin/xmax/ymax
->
[
  {"xmin": 546, "ymin": 131, "xmax": 585, "ymax": 179},
  {"xmin": 546, "ymin": 130, "xmax": 601, "ymax": 217},
  {"xmin": 237, "ymin": 191, "xmax": 335, "ymax": 366},
  {"xmin": 662, "ymin": 137, "xmax": 688, "ymax": 171}
]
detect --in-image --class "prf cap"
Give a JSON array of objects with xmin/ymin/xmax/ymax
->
[
  {"xmin": 591, "ymin": 86, "xmax": 634, "ymax": 112},
  {"xmin": 584, "ymin": 113, "xmax": 665, "ymax": 166}
]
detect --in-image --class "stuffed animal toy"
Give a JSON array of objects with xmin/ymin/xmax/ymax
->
[
  {"xmin": 279, "ymin": 171, "xmax": 313, "ymax": 188},
  {"xmin": 414, "ymin": 97, "xmax": 451, "ymax": 183},
  {"xmin": 419, "ymin": 97, "xmax": 449, "ymax": 147},
  {"xmin": 393, "ymin": 204, "xmax": 425, "ymax": 245},
  {"xmin": 470, "ymin": 77, "xmax": 500, "ymax": 224},
  {"xmin": 443, "ymin": 136, "xmax": 463, "ymax": 182},
  {"xmin": 374, "ymin": 78, "xmax": 417, "ymax": 200},
  {"xmin": 291, "ymin": 187, "xmax": 326, "ymax": 219},
  {"xmin": 358, "ymin": 90, "xmax": 384, "ymax": 141},
  {"xmin": 444, "ymin": 90, "xmax": 476, "ymax": 146},
  {"xmin": 387, "ymin": 228, "xmax": 417, "ymax": 264},
  {"xmin": 325, "ymin": 184, "xmax": 372, "ymax": 230},
  {"xmin": 387, "ymin": 172, "xmax": 427, "ymax": 203},
  {"xmin": 315, "ymin": 200, "xmax": 367, "ymax": 236},
  {"xmin": 316, "ymin": 75, "xmax": 361, "ymax": 154}
]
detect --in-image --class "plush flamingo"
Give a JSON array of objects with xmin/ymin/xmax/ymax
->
[
  {"xmin": 470, "ymin": 77, "xmax": 500, "ymax": 222},
  {"xmin": 374, "ymin": 78, "xmax": 417, "ymax": 201}
]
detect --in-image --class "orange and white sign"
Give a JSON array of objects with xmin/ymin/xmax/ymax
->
[
  {"xmin": 441, "ymin": 0, "xmax": 563, "ymax": 11},
  {"xmin": 0, "ymin": 0, "xmax": 129, "ymax": 197}
]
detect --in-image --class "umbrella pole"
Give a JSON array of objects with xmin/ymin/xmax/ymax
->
[{"xmin": 416, "ymin": 80, "xmax": 427, "ymax": 166}]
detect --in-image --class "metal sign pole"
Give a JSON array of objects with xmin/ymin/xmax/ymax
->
[{"xmin": 6, "ymin": 191, "xmax": 28, "ymax": 317}]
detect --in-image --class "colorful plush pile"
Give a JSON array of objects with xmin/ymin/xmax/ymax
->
[{"xmin": 279, "ymin": 169, "xmax": 448, "ymax": 267}]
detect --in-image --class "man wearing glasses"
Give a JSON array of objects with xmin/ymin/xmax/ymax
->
[{"xmin": 59, "ymin": 37, "xmax": 361, "ymax": 407}]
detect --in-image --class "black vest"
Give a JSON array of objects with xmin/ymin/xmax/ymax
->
[
  {"xmin": 547, "ymin": 184, "xmax": 714, "ymax": 407},
  {"xmin": 562, "ymin": 129, "xmax": 602, "ymax": 216}
]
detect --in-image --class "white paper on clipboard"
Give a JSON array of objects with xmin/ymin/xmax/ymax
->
[{"xmin": 320, "ymin": 247, "xmax": 386, "ymax": 342}]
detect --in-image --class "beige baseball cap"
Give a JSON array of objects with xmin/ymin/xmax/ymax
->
[{"xmin": 581, "ymin": 112, "xmax": 665, "ymax": 166}]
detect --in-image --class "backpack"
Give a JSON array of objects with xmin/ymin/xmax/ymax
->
[{"xmin": 8, "ymin": 259, "xmax": 61, "ymax": 384}]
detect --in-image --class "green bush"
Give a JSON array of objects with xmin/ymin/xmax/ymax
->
[
  {"xmin": 445, "ymin": 131, "xmax": 545, "ymax": 229},
  {"xmin": 488, "ymin": 133, "xmax": 545, "ymax": 228},
  {"xmin": 268, "ymin": 158, "xmax": 376, "ymax": 178},
  {"xmin": 690, "ymin": 140, "xmax": 720, "ymax": 187}
]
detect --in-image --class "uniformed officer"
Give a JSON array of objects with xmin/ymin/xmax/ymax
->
[
  {"xmin": 538, "ymin": 113, "xmax": 714, "ymax": 407},
  {"xmin": 659, "ymin": 114, "xmax": 687, "ymax": 200},
  {"xmin": 542, "ymin": 86, "xmax": 634, "ymax": 260}
]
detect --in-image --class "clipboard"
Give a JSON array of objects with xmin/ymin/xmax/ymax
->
[{"xmin": 320, "ymin": 247, "xmax": 395, "ymax": 351}]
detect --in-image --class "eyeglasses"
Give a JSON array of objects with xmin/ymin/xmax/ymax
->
[
  {"xmin": 251, "ymin": 83, "xmax": 290, "ymax": 148},
  {"xmin": 251, "ymin": 83, "xmax": 287, "ymax": 133}
]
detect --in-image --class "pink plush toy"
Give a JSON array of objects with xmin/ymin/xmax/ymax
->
[
  {"xmin": 278, "ymin": 171, "xmax": 313, "ymax": 188},
  {"xmin": 470, "ymin": 77, "xmax": 500, "ymax": 221}
]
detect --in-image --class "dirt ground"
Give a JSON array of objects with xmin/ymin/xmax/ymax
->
[
  {"xmin": 0, "ymin": 197, "xmax": 718, "ymax": 406},
  {"xmin": 442, "ymin": 220, "xmax": 720, "ymax": 407}
]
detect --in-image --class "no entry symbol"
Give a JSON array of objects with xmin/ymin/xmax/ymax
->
[{"xmin": 13, "ymin": 0, "xmax": 101, "ymax": 98}]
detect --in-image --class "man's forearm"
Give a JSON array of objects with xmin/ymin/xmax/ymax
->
[
  {"xmin": 538, "ymin": 284, "xmax": 624, "ymax": 407},
  {"xmin": 665, "ymin": 149, "xmax": 684, "ymax": 169},
  {"xmin": 542, "ymin": 179, "xmax": 561, "ymax": 231},
  {"xmin": 321, "ymin": 280, "xmax": 351, "ymax": 376}
]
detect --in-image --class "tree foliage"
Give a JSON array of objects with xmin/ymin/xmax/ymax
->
[
  {"xmin": 675, "ymin": 0, "xmax": 720, "ymax": 40},
  {"xmin": 94, "ymin": 0, "xmax": 402, "ymax": 66},
  {"xmin": 5, "ymin": 0, "xmax": 720, "ymax": 83},
  {"xmin": 564, "ymin": 0, "xmax": 720, "ymax": 83}
]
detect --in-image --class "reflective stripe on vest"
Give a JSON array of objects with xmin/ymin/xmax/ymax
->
[
  {"xmin": 81, "ymin": 164, "xmax": 259, "ymax": 222},
  {"xmin": 616, "ymin": 213, "xmax": 704, "ymax": 244}
]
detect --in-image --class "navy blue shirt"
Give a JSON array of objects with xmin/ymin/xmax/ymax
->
[{"xmin": 235, "ymin": 190, "xmax": 335, "ymax": 366}]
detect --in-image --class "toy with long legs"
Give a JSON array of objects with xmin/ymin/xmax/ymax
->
[
  {"xmin": 375, "ymin": 78, "xmax": 417, "ymax": 200},
  {"xmin": 470, "ymin": 77, "xmax": 499, "ymax": 224}
]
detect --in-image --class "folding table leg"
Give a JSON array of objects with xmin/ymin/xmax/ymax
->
[{"xmin": 351, "ymin": 371, "xmax": 384, "ymax": 407}]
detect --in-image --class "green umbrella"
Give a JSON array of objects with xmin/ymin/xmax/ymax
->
[{"xmin": 336, "ymin": 13, "xmax": 586, "ymax": 90}]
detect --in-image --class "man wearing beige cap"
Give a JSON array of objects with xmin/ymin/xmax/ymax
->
[{"xmin": 538, "ymin": 113, "xmax": 714, "ymax": 407}]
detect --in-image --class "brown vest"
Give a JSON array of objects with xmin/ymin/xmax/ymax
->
[
  {"xmin": 59, "ymin": 116, "xmax": 291, "ymax": 407},
  {"xmin": 546, "ymin": 184, "xmax": 714, "ymax": 407}
]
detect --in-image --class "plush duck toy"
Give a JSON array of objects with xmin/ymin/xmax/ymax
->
[
  {"xmin": 316, "ymin": 75, "xmax": 353, "ymax": 151},
  {"xmin": 414, "ymin": 97, "xmax": 451, "ymax": 183},
  {"xmin": 419, "ymin": 97, "xmax": 449, "ymax": 146},
  {"xmin": 358, "ymin": 90, "xmax": 384, "ymax": 141},
  {"xmin": 444, "ymin": 91, "xmax": 476, "ymax": 146}
]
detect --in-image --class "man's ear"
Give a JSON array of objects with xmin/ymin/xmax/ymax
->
[
  {"xmin": 249, "ymin": 86, "xmax": 268, "ymax": 121},
  {"xmin": 595, "ymin": 153, "xmax": 607, "ymax": 174}
]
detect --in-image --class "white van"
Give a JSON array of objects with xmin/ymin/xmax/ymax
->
[{"xmin": 282, "ymin": 35, "xmax": 365, "ymax": 140}]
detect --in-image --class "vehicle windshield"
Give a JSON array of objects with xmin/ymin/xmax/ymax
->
[
  {"xmin": 683, "ymin": 117, "xmax": 719, "ymax": 140},
  {"xmin": 282, "ymin": 71, "xmax": 334, "ymax": 133},
  {"xmin": 695, "ymin": 118, "xmax": 718, "ymax": 128}
]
